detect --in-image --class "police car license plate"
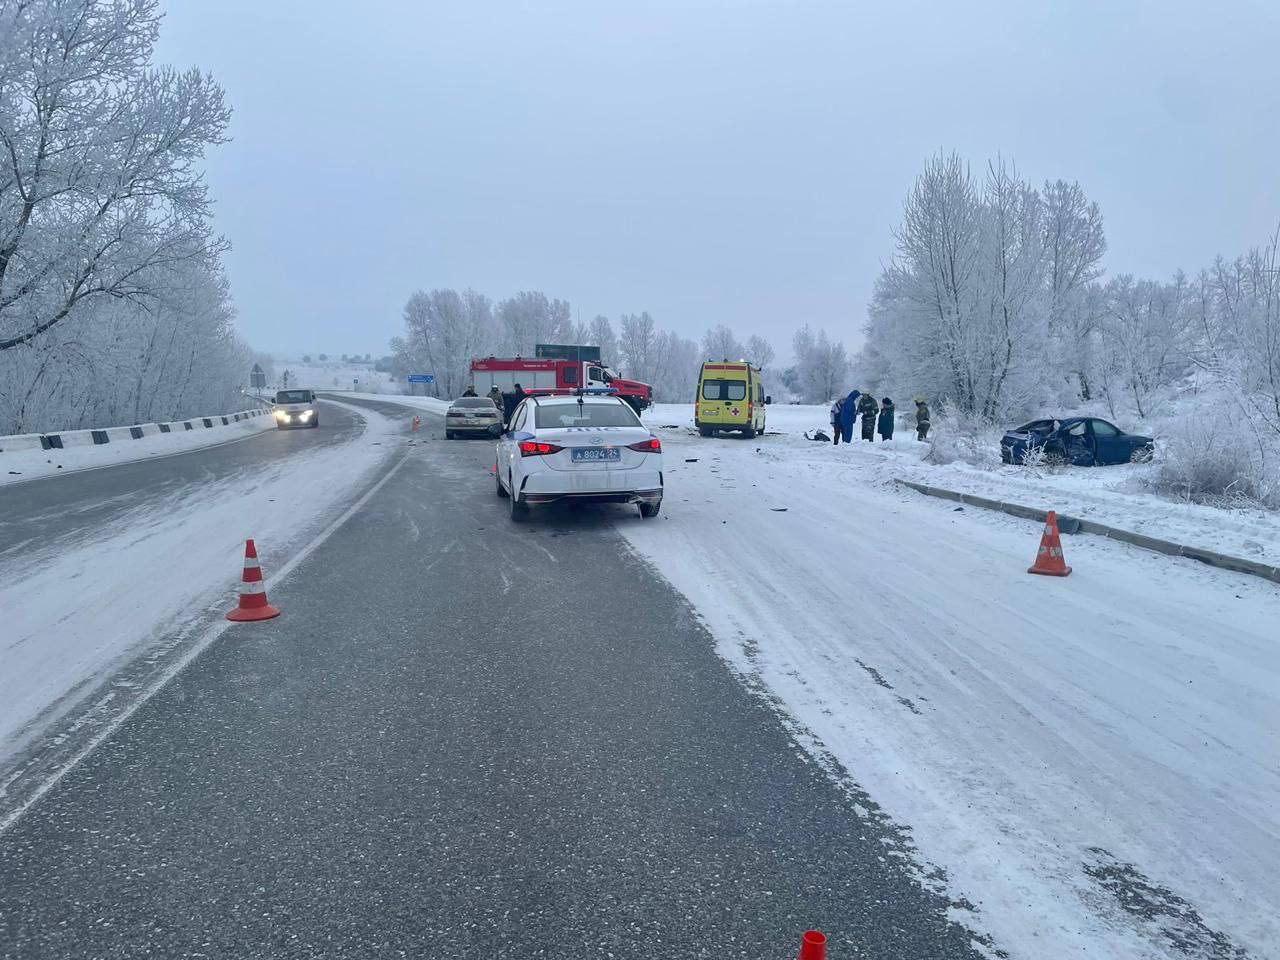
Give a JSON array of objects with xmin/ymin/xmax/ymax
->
[{"xmin": 572, "ymin": 447, "xmax": 620, "ymax": 463}]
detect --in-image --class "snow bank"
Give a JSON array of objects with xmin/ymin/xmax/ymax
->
[
  {"xmin": 0, "ymin": 400, "xmax": 399, "ymax": 768},
  {"xmin": 340, "ymin": 391, "xmax": 451, "ymax": 415},
  {"xmin": 0, "ymin": 408, "xmax": 273, "ymax": 487},
  {"xmin": 645, "ymin": 403, "xmax": 1280, "ymax": 569},
  {"xmin": 621, "ymin": 415, "xmax": 1279, "ymax": 959},
  {"xmin": 278, "ymin": 361, "xmax": 404, "ymax": 394}
]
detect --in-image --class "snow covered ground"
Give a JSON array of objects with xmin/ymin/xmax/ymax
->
[
  {"xmin": 278, "ymin": 361, "xmax": 403, "ymax": 394},
  {"xmin": 0, "ymin": 399, "xmax": 399, "ymax": 770},
  {"xmin": 621, "ymin": 404, "xmax": 1279, "ymax": 959},
  {"xmin": 0, "ymin": 409, "xmax": 273, "ymax": 488},
  {"xmin": 341, "ymin": 391, "xmax": 450, "ymax": 414},
  {"xmin": 646, "ymin": 403, "xmax": 1280, "ymax": 569}
]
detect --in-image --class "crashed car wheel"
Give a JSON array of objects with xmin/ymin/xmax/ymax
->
[{"xmin": 1131, "ymin": 444, "xmax": 1154, "ymax": 464}]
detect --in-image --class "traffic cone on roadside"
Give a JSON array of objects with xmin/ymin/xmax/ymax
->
[
  {"xmin": 411, "ymin": 415, "xmax": 421, "ymax": 432},
  {"xmin": 1027, "ymin": 511, "xmax": 1072, "ymax": 577},
  {"xmin": 225, "ymin": 538, "xmax": 281, "ymax": 621},
  {"xmin": 797, "ymin": 930, "xmax": 827, "ymax": 960}
]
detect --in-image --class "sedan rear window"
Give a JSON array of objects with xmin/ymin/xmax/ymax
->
[
  {"xmin": 535, "ymin": 402, "xmax": 642, "ymax": 429},
  {"xmin": 702, "ymin": 379, "xmax": 747, "ymax": 401},
  {"xmin": 452, "ymin": 398, "xmax": 497, "ymax": 409}
]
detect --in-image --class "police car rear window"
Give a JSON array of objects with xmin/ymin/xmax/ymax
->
[
  {"xmin": 535, "ymin": 402, "xmax": 641, "ymax": 429},
  {"xmin": 702, "ymin": 380, "xmax": 747, "ymax": 401}
]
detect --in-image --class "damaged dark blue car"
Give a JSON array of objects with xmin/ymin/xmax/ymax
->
[{"xmin": 1000, "ymin": 417, "xmax": 1154, "ymax": 466}]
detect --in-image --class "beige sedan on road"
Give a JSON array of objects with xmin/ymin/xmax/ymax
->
[{"xmin": 445, "ymin": 397, "xmax": 503, "ymax": 439}]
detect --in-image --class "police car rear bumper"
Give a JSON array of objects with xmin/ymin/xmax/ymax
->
[{"xmin": 519, "ymin": 468, "xmax": 663, "ymax": 504}]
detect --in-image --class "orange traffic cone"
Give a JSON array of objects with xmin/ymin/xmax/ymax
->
[
  {"xmin": 797, "ymin": 930, "xmax": 827, "ymax": 960},
  {"xmin": 1028, "ymin": 511, "xmax": 1072, "ymax": 577},
  {"xmin": 411, "ymin": 415, "xmax": 421, "ymax": 432},
  {"xmin": 225, "ymin": 538, "xmax": 282, "ymax": 621}
]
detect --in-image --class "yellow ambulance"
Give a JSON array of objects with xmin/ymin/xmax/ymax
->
[{"xmin": 695, "ymin": 361, "xmax": 770, "ymax": 438}]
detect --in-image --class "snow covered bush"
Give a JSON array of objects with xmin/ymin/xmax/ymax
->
[
  {"xmin": 923, "ymin": 403, "xmax": 1002, "ymax": 468},
  {"xmin": 1150, "ymin": 412, "xmax": 1280, "ymax": 509}
]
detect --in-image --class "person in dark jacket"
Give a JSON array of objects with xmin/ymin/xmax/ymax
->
[
  {"xmin": 915, "ymin": 397, "xmax": 930, "ymax": 441},
  {"xmin": 461, "ymin": 385, "xmax": 477, "ymax": 397},
  {"xmin": 508, "ymin": 383, "xmax": 527, "ymax": 422},
  {"xmin": 857, "ymin": 392, "xmax": 879, "ymax": 441},
  {"xmin": 838, "ymin": 390, "xmax": 860, "ymax": 444},
  {"xmin": 877, "ymin": 398, "xmax": 895, "ymax": 440}
]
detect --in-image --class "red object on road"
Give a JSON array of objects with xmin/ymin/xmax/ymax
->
[
  {"xmin": 225, "ymin": 538, "xmax": 282, "ymax": 621},
  {"xmin": 1028, "ymin": 510, "xmax": 1072, "ymax": 577},
  {"xmin": 797, "ymin": 929, "xmax": 827, "ymax": 960}
]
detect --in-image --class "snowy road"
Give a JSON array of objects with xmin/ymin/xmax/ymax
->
[
  {"xmin": 1, "ymin": 396, "xmax": 1274, "ymax": 959},
  {"xmin": 0, "ymin": 399, "xmax": 398, "ymax": 809},
  {"xmin": 624, "ymin": 409, "xmax": 1279, "ymax": 960},
  {"xmin": 0, "ymin": 396, "xmax": 987, "ymax": 959}
]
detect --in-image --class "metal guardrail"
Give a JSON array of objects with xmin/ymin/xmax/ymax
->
[
  {"xmin": 894, "ymin": 477, "xmax": 1280, "ymax": 586},
  {"xmin": 0, "ymin": 408, "xmax": 272, "ymax": 454}
]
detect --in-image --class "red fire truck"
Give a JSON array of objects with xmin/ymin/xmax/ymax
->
[{"xmin": 469, "ymin": 347, "xmax": 653, "ymax": 414}]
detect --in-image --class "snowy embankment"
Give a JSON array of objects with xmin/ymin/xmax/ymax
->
[
  {"xmin": 0, "ymin": 399, "xmax": 399, "ymax": 770},
  {"xmin": 0, "ymin": 406, "xmax": 273, "ymax": 487},
  {"xmin": 279, "ymin": 362, "xmax": 403, "ymax": 394},
  {"xmin": 338, "ymin": 391, "xmax": 450, "ymax": 415},
  {"xmin": 648, "ymin": 403, "xmax": 1280, "ymax": 569},
  {"xmin": 625, "ymin": 403, "xmax": 1278, "ymax": 959}
]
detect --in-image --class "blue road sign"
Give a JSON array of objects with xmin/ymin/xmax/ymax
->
[{"xmin": 407, "ymin": 374, "xmax": 435, "ymax": 383}]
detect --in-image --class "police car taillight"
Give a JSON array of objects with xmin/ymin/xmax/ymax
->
[
  {"xmin": 627, "ymin": 437, "xmax": 662, "ymax": 453},
  {"xmin": 519, "ymin": 441, "xmax": 563, "ymax": 457}
]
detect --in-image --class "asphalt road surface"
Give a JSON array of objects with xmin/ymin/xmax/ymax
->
[
  {"xmin": 0, "ymin": 396, "xmax": 988, "ymax": 959},
  {"xmin": 0, "ymin": 400, "xmax": 363, "ymax": 568}
]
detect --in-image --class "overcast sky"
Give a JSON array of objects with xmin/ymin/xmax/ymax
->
[{"xmin": 157, "ymin": 0, "xmax": 1280, "ymax": 361}]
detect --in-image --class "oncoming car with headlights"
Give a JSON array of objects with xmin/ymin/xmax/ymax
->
[
  {"xmin": 495, "ymin": 393, "xmax": 663, "ymax": 521},
  {"xmin": 273, "ymin": 389, "xmax": 319, "ymax": 429}
]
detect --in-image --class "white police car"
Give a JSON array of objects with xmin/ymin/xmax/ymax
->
[{"xmin": 495, "ymin": 393, "xmax": 663, "ymax": 521}]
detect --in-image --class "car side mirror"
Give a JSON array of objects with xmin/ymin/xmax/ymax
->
[{"xmin": 765, "ymin": 395, "xmax": 773, "ymax": 405}]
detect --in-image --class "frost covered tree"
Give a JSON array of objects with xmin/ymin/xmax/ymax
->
[
  {"xmin": 0, "ymin": 0, "xmax": 243, "ymax": 434},
  {"xmin": 617, "ymin": 311, "xmax": 661, "ymax": 384},
  {"xmin": 791, "ymin": 324, "xmax": 849, "ymax": 402},
  {"xmin": 0, "ymin": 0, "xmax": 231, "ymax": 352},
  {"xmin": 702, "ymin": 324, "xmax": 743, "ymax": 361},
  {"xmin": 863, "ymin": 152, "xmax": 1102, "ymax": 419},
  {"xmin": 495, "ymin": 291, "xmax": 571, "ymax": 355},
  {"xmin": 746, "ymin": 334, "xmax": 775, "ymax": 370},
  {"xmin": 393, "ymin": 288, "xmax": 493, "ymax": 397},
  {"xmin": 588, "ymin": 314, "xmax": 618, "ymax": 362},
  {"xmin": 1095, "ymin": 274, "xmax": 1192, "ymax": 418},
  {"xmin": 1042, "ymin": 179, "xmax": 1107, "ymax": 399}
]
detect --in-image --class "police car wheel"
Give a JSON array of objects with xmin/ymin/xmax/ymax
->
[{"xmin": 509, "ymin": 483, "xmax": 528, "ymax": 521}]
